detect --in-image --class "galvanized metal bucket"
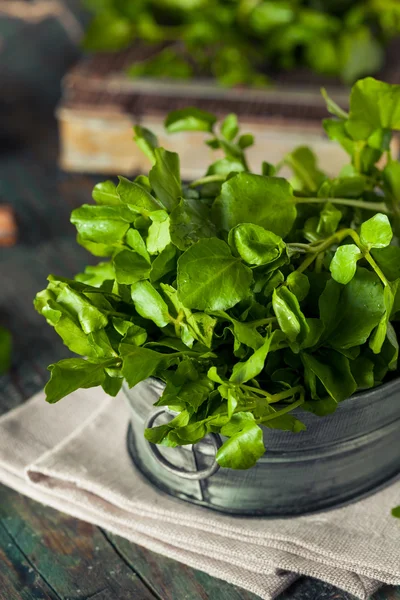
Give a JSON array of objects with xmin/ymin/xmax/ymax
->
[{"xmin": 124, "ymin": 377, "xmax": 400, "ymax": 516}]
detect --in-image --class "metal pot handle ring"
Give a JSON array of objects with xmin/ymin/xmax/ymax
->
[{"xmin": 144, "ymin": 408, "xmax": 221, "ymax": 481}]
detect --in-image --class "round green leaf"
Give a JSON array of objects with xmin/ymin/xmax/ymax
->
[
  {"xmin": 92, "ymin": 180, "xmax": 121, "ymax": 205},
  {"xmin": 272, "ymin": 286, "xmax": 309, "ymax": 344},
  {"xmin": 347, "ymin": 78, "xmax": 400, "ymax": 141},
  {"xmin": 113, "ymin": 250, "xmax": 151, "ymax": 284},
  {"xmin": 228, "ymin": 223, "xmax": 285, "ymax": 266},
  {"xmin": 70, "ymin": 205, "xmax": 134, "ymax": 245},
  {"xmin": 217, "ymin": 413, "xmax": 265, "ymax": 470},
  {"xmin": 177, "ymin": 238, "xmax": 253, "ymax": 311},
  {"xmin": 165, "ymin": 108, "xmax": 217, "ymax": 133},
  {"xmin": 131, "ymin": 281, "xmax": 170, "ymax": 327},
  {"xmin": 221, "ymin": 113, "xmax": 239, "ymax": 141},
  {"xmin": 319, "ymin": 268, "xmax": 385, "ymax": 350},
  {"xmin": 360, "ymin": 213, "xmax": 393, "ymax": 249},
  {"xmin": 330, "ymin": 244, "xmax": 361, "ymax": 285},
  {"xmin": 287, "ymin": 271, "xmax": 310, "ymax": 301},
  {"xmin": 45, "ymin": 358, "xmax": 113, "ymax": 404},
  {"xmin": 117, "ymin": 176, "xmax": 162, "ymax": 211},
  {"xmin": 212, "ymin": 173, "xmax": 296, "ymax": 238},
  {"xmin": 301, "ymin": 350, "xmax": 357, "ymax": 403},
  {"xmin": 149, "ymin": 148, "xmax": 182, "ymax": 212}
]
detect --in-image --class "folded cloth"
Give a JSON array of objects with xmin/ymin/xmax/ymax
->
[{"xmin": 0, "ymin": 388, "xmax": 398, "ymax": 600}]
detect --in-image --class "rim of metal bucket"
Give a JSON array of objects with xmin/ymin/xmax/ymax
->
[{"xmin": 144, "ymin": 408, "xmax": 222, "ymax": 481}]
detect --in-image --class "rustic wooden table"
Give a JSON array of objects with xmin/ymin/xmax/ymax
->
[{"xmin": 0, "ymin": 8, "xmax": 399, "ymax": 600}]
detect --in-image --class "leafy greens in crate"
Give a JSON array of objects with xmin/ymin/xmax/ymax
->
[
  {"xmin": 36, "ymin": 77, "xmax": 400, "ymax": 470},
  {"xmin": 84, "ymin": 0, "xmax": 400, "ymax": 85}
]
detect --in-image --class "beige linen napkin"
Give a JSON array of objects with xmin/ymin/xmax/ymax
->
[{"xmin": 0, "ymin": 388, "xmax": 399, "ymax": 600}]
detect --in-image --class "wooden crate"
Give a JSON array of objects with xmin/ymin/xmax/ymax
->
[{"xmin": 57, "ymin": 44, "xmax": 400, "ymax": 179}]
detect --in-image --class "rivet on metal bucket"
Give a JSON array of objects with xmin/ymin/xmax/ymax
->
[{"xmin": 144, "ymin": 408, "xmax": 222, "ymax": 481}]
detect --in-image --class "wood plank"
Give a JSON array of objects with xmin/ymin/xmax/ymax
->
[
  {"xmin": 57, "ymin": 103, "xmax": 353, "ymax": 180},
  {"xmin": 280, "ymin": 576, "xmax": 399, "ymax": 600},
  {"xmin": 0, "ymin": 485, "xmax": 157, "ymax": 600},
  {"xmin": 0, "ymin": 520, "xmax": 58, "ymax": 600},
  {"xmin": 375, "ymin": 588, "xmax": 400, "ymax": 600},
  {"xmin": 281, "ymin": 577, "xmax": 357, "ymax": 600},
  {"xmin": 101, "ymin": 532, "xmax": 260, "ymax": 600},
  {"xmin": 104, "ymin": 532, "xmax": 400, "ymax": 600}
]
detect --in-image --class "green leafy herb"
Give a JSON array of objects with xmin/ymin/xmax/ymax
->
[
  {"xmin": 177, "ymin": 238, "xmax": 253, "ymax": 311},
  {"xmin": 213, "ymin": 174, "xmax": 296, "ymax": 238},
  {"xmin": 165, "ymin": 108, "xmax": 217, "ymax": 134},
  {"xmin": 45, "ymin": 358, "xmax": 119, "ymax": 404},
  {"xmin": 360, "ymin": 214, "xmax": 393, "ymax": 249},
  {"xmin": 36, "ymin": 78, "xmax": 400, "ymax": 471},
  {"xmin": 83, "ymin": 1, "xmax": 400, "ymax": 86},
  {"xmin": 330, "ymin": 244, "xmax": 362, "ymax": 284}
]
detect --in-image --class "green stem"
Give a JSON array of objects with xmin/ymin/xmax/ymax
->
[
  {"xmin": 295, "ymin": 227, "xmax": 358, "ymax": 273},
  {"xmin": 189, "ymin": 174, "xmax": 226, "ymax": 188},
  {"xmin": 268, "ymin": 385, "xmax": 304, "ymax": 404},
  {"xmin": 172, "ymin": 310, "xmax": 185, "ymax": 337},
  {"xmin": 297, "ymin": 227, "xmax": 391, "ymax": 288},
  {"xmin": 334, "ymin": 229, "xmax": 390, "ymax": 288},
  {"xmin": 296, "ymin": 252, "xmax": 319, "ymax": 274},
  {"xmin": 259, "ymin": 397, "xmax": 304, "ymax": 423},
  {"xmin": 248, "ymin": 317, "xmax": 277, "ymax": 327},
  {"xmin": 314, "ymin": 228, "xmax": 357, "ymax": 252},
  {"xmin": 295, "ymin": 196, "xmax": 391, "ymax": 214},
  {"xmin": 364, "ymin": 252, "xmax": 390, "ymax": 288},
  {"xmin": 241, "ymin": 384, "xmax": 271, "ymax": 398},
  {"xmin": 240, "ymin": 384, "xmax": 303, "ymax": 405},
  {"xmin": 144, "ymin": 346, "xmax": 215, "ymax": 359},
  {"xmin": 287, "ymin": 242, "xmax": 311, "ymax": 251},
  {"xmin": 208, "ymin": 313, "xmax": 277, "ymax": 328},
  {"xmin": 339, "ymin": 228, "xmax": 359, "ymax": 243}
]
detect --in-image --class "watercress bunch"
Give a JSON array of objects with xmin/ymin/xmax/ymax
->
[
  {"xmin": 36, "ymin": 77, "xmax": 400, "ymax": 470},
  {"xmin": 84, "ymin": 0, "xmax": 400, "ymax": 86}
]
